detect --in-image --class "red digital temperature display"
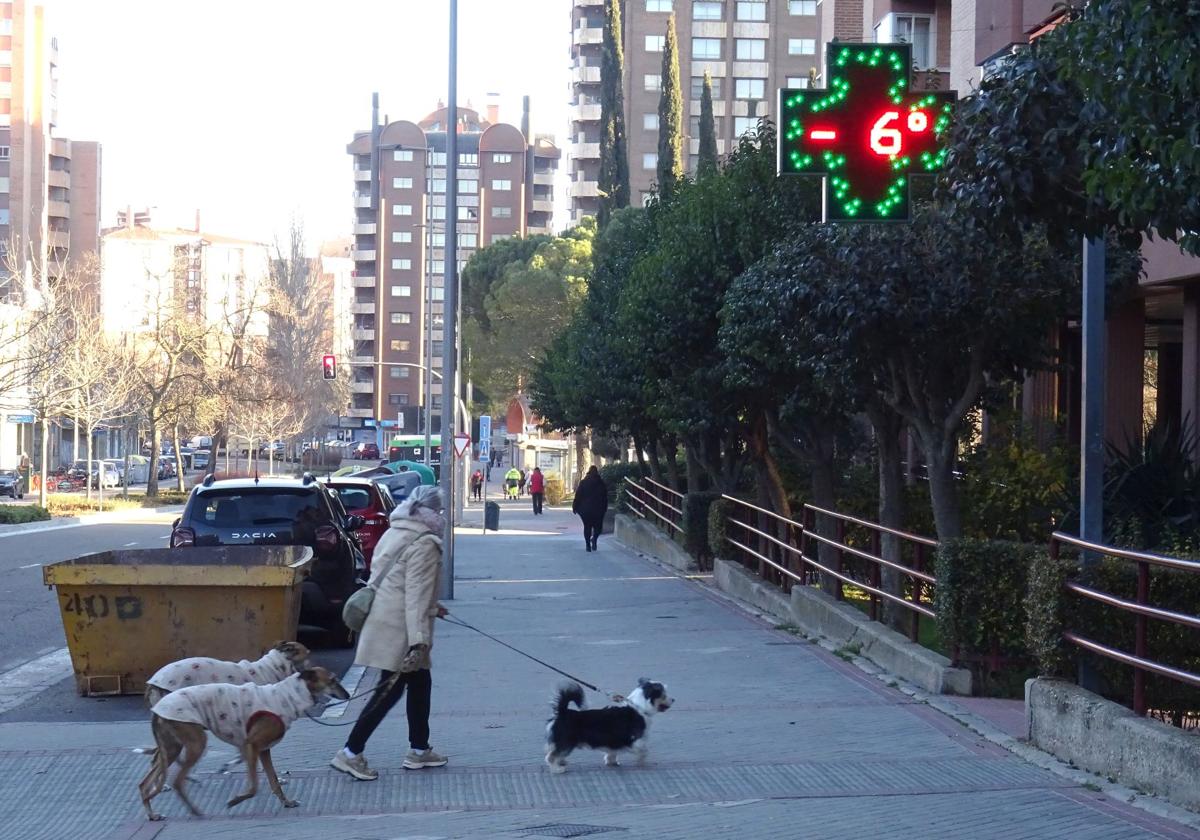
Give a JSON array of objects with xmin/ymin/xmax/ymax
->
[{"xmin": 777, "ymin": 43, "xmax": 956, "ymax": 222}]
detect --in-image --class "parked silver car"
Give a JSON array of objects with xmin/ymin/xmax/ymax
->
[{"xmin": 0, "ymin": 469, "xmax": 26, "ymax": 499}]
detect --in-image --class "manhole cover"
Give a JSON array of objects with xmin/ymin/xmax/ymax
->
[{"xmin": 518, "ymin": 824, "xmax": 627, "ymax": 838}]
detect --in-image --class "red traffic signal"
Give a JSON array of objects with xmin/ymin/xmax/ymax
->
[{"xmin": 322, "ymin": 354, "xmax": 337, "ymax": 380}]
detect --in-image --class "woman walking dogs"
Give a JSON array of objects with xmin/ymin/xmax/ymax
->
[
  {"xmin": 331, "ymin": 485, "xmax": 449, "ymax": 781},
  {"xmin": 572, "ymin": 466, "xmax": 608, "ymax": 552}
]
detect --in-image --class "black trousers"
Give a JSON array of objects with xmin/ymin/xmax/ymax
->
[
  {"xmin": 345, "ymin": 668, "xmax": 431, "ymax": 755},
  {"xmin": 582, "ymin": 516, "xmax": 603, "ymax": 546},
  {"xmin": 531, "ymin": 492, "xmax": 544, "ymax": 514}
]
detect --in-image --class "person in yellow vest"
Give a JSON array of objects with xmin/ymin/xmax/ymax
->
[{"xmin": 504, "ymin": 466, "xmax": 520, "ymax": 500}]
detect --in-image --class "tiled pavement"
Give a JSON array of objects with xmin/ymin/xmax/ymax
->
[{"xmin": 1, "ymin": 500, "xmax": 1196, "ymax": 840}]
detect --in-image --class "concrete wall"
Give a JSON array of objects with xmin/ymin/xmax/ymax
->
[
  {"xmin": 1027, "ymin": 678, "xmax": 1200, "ymax": 811},
  {"xmin": 614, "ymin": 513, "xmax": 698, "ymax": 573}
]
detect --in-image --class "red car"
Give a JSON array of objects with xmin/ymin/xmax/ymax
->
[{"xmin": 325, "ymin": 477, "xmax": 394, "ymax": 572}]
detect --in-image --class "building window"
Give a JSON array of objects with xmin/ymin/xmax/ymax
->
[
  {"xmin": 431, "ymin": 340, "xmax": 445, "ymax": 356},
  {"xmin": 788, "ymin": 38, "xmax": 816, "ymax": 55},
  {"xmin": 459, "ymin": 233, "xmax": 477, "ymax": 248},
  {"xmin": 392, "ymin": 176, "xmax": 413, "ymax": 189},
  {"xmin": 643, "ymin": 113, "xmax": 660, "ymax": 130},
  {"xmin": 391, "ymin": 258, "xmax": 412, "ymax": 270},
  {"xmin": 492, "ymin": 152, "xmax": 512, "ymax": 163},
  {"xmin": 389, "ymin": 366, "xmax": 410, "ymax": 379},
  {"xmin": 390, "ymin": 339, "xmax": 411, "ymax": 351},
  {"xmin": 431, "ymin": 260, "xmax": 445, "ymax": 274},
  {"xmin": 392, "ymin": 231, "xmax": 412, "ymax": 243},
  {"xmin": 0, "ymin": 146, "xmax": 11, "ymax": 160},
  {"xmin": 646, "ymin": 0, "xmax": 672, "ymax": 11},
  {"xmin": 734, "ymin": 116, "xmax": 758, "ymax": 135},
  {"xmin": 430, "ymin": 178, "xmax": 447, "ymax": 193},
  {"xmin": 391, "ymin": 312, "xmax": 412, "ymax": 325},
  {"xmin": 429, "ymin": 151, "xmax": 447, "ymax": 166},
  {"xmin": 644, "ymin": 74, "xmax": 661, "ymax": 92},
  {"xmin": 430, "ymin": 232, "xmax": 446, "ymax": 247},
  {"xmin": 391, "ymin": 285, "xmax": 412, "ymax": 297},
  {"xmin": 645, "ymin": 34, "xmax": 665, "ymax": 52},
  {"xmin": 786, "ymin": 76, "xmax": 810, "ymax": 88},
  {"xmin": 430, "ymin": 205, "xmax": 446, "ymax": 220},
  {"xmin": 459, "ymin": 152, "xmax": 478, "ymax": 166},
  {"xmin": 736, "ymin": 2, "xmax": 766, "ymax": 21},
  {"xmin": 693, "ymin": 1, "xmax": 722, "ymax": 20},
  {"xmin": 643, "ymin": 153, "xmax": 658, "ymax": 170},
  {"xmin": 393, "ymin": 149, "xmax": 414, "ymax": 162},
  {"xmin": 691, "ymin": 76, "xmax": 722, "ymax": 98},
  {"xmin": 894, "ymin": 14, "xmax": 933, "ymax": 69},
  {"xmin": 432, "ymin": 286, "xmax": 446, "ymax": 301},
  {"xmin": 692, "ymin": 38, "xmax": 721, "ymax": 60},
  {"xmin": 736, "ymin": 39, "xmax": 766, "ymax": 61},
  {"xmin": 388, "ymin": 393, "xmax": 410, "ymax": 406},
  {"xmin": 789, "ymin": 0, "xmax": 816, "ymax": 14},
  {"xmin": 491, "ymin": 234, "xmax": 512, "ymax": 244},
  {"xmin": 735, "ymin": 78, "xmax": 765, "ymax": 100},
  {"xmin": 689, "ymin": 115, "xmax": 722, "ymax": 136},
  {"xmin": 491, "ymin": 179, "xmax": 512, "ymax": 191},
  {"xmin": 392, "ymin": 204, "xmax": 413, "ymax": 216},
  {"xmin": 492, "ymin": 206, "xmax": 513, "ymax": 218},
  {"xmin": 460, "ymin": 180, "xmax": 478, "ymax": 194}
]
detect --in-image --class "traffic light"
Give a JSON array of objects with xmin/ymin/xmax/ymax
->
[{"xmin": 322, "ymin": 354, "xmax": 337, "ymax": 380}]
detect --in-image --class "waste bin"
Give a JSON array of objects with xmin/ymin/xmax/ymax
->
[
  {"xmin": 43, "ymin": 546, "xmax": 312, "ymax": 697},
  {"xmin": 485, "ymin": 501, "xmax": 500, "ymax": 532}
]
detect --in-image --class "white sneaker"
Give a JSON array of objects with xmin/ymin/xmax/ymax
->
[
  {"xmin": 403, "ymin": 748, "xmax": 448, "ymax": 770},
  {"xmin": 331, "ymin": 750, "xmax": 379, "ymax": 781}
]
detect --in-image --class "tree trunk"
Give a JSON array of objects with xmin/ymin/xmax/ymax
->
[
  {"xmin": 810, "ymin": 456, "xmax": 840, "ymax": 598},
  {"xmin": 37, "ymin": 417, "xmax": 49, "ymax": 508},
  {"xmin": 173, "ymin": 425, "xmax": 185, "ymax": 491},
  {"xmin": 748, "ymin": 414, "xmax": 791, "ymax": 518},
  {"xmin": 873, "ymin": 409, "xmax": 908, "ymax": 631},
  {"xmin": 660, "ymin": 436, "xmax": 681, "ymax": 492},
  {"xmin": 685, "ymin": 441, "xmax": 706, "ymax": 494},
  {"xmin": 84, "ymin": 416, "xmax": 93, "ymax": 502},
  {"xmin": 71, "ymin": 415, "xmax": 79, "ymax": 474},
  {"xmin": 146, "ymin": 421, "xmax": 161, "ymax": 497},
  {"xmin": 925, "ymin": 435, "xmax": 963, "ymax": 541}
]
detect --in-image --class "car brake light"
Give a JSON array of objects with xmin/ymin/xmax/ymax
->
[
  {"xmin": 172, "ymin": 527, "xmax": 195, "ymax": 547},
  {"xmin": 315, "ymin": 525, "xmax": 339, "ymax": 554}
]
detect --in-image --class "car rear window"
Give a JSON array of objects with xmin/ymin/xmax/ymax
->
[
  {"xmin": 190, "ymin": 488, "xmax": 330, "ymax": 528},
  {"xmin": 334, "ymin": 488, "xmax": 372, "ymax": 511}
]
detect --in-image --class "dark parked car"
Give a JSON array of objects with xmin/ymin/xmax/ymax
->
[
  {"xmin": 169, "ymin": 475, "xmax": 366, "ymax": 646},
  {"xmin": 325, "ymin": 477, "xmax": 395, "ymax": 573},
  {"xmin": 0, "ymin": 469, "xmax": 25, "ymax": 499},
  {"xmin": 371, "ymin": 470, "xmax": 423, "ymax": 505},
  {"xmin": 352, "ymin": 442, "xmax": 380, "ymax": 461}
]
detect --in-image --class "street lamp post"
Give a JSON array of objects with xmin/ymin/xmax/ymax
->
[{"xmin": 441, "ymin": 0, "xmax": 460, "ymax": 601}]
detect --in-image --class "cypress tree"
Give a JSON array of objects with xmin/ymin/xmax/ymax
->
[
  {"xmin": 598, "ymin": 0, "xmax": 630, "ymax": 226},
  {"xmin": 697, "ymin": 70, "xmax": 718, "ymax": 176},
  {"xmin": 656, "ymin": 13, "xmax": 684, "ymax": 199}
]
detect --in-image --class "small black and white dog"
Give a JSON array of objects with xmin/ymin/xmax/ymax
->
[{"xmin": 545, "ymin": 679, "xmax": 673, "ymax": 773}]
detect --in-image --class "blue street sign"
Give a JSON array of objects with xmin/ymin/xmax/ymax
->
[
  {"xmin": 6, "ymin": 413, "xmax": 34, "ymax": 424},
  {"xmin": 478, "ymin": 415, "xmax": 492, "ymax": 460},
  {"xmin": 379, "ymin": 420, "xmax": 397, "ymax": 428}
]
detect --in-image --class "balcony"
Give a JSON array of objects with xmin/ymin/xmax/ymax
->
[
  {"xmin": 47, "ymin": 200, "xmax": 70, "ymax": 219},
  {"xmin": 48, "ymin": 169, "xmax": 70, "ymax": 189},
  {"xmin": 346, "ymin": 408, "xmax": 374, "ymax": 419},
  {"xmin": 532, "ymin": 199, "xmax": 554, "ymax": 213},
  {"xmin": 351, "ymin": 355, "xmax": 375, "ymax": 366},
  {"xmin": 353, "ymin": 329, "xmax": 375, "ymax": 341},
  {"xmin": 351, "ymin": 381, "xmax": 374, "ymax": 394},
  {"xmin": 571, "ymin": 103, "xmax": 602, "ymax": 122},
  {"xmin": 533, "ymin": 171, "xmax": 555, "ymax": 186},
  {"xmin": 351, "ymin": 302, "xmax": 375, "ymax": 315},
  {"xmin": 352, "ymin": 275, "xmax": 376, "ymax": 288},
  {"xmin": 354, "ymin": 195, "xmax": 372, "ymax": 208},
  {"xmin": 569, "ymin": 180, "xmax": 599, "ymax": 198},
  {"xmin": 47, "ymin": 229, "xmax": 70, "ymax": 249},
  {"xmin": 352, "ymin": 249, "xmax": 376, "ymax": 262},
  {"xmin": 354, "ymin": 222, "xmax": 376, "ymax": 235},
  {"xmin": 573, "ymin": 26, "xmax": 602, "ymax": 46},
  {"xmin": 353, "ymin": 168, "xmax": 372, "ymax": 182},
  {"xmin": 572, "ymin": 65, "xmax": 601, "ymax": 84},
  {"xmin": 573, "ymin": 142, "xmax": 600, "ymax": 160}
]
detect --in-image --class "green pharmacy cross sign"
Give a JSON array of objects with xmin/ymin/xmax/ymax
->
[{"xmin": 777, "ymin": 43, "xmax": 956, "ymax": 222}]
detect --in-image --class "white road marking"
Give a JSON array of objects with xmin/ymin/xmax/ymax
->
[
  {"xmin": 0, "ymin": 647, "xmax": 73, "ymax": 713},
  {"xmin": 123, "ymin": 542, "xmax": 138, "ymax": 547},
  {"xmin": 320, "ymin": 664, "xmax": 367, "ymax": 719},
  {"xmin": 18, "ymin": 563, "xmax": 41, "ymax": 569}
]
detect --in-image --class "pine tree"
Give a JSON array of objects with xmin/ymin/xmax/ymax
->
[
  {"xmin": 598, "ymin": 0, "xmax": 630, "ymax": 226},
  {"xmin": 697, "ymin": 70, "xmax": 718, "ymax": 176},
  {"xmin": 656, "ymin": 13, "xmax": 684, "ymax": 199}
]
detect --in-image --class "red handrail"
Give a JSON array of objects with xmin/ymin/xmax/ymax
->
[{"xmin": 1052, "ymin": 531, "xmax": 1200, "ymax": 716}]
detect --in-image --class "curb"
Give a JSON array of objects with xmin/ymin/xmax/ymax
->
[
  {"xmin": 615, "ymin": 536, "xmax": 1200, "ymax": 834},
  {"xmin": 0, "ymin": 505, "xmax": 185, "ymax": 538}
]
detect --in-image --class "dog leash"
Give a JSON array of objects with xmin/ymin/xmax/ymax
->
[{"xmin": 437, "ymin": 615, "xmax": 621, "ymax": 701}]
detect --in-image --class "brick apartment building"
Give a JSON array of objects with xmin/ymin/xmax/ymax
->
[{"xmin": 346, "ymin": 100, "xmax": 559, "ymax": 443}]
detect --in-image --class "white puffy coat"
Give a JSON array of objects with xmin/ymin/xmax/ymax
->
[{"xmin": 353, "ymin": 511, "xmax": 442, "ymax": 673}]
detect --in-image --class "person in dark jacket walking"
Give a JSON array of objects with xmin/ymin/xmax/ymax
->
[{"xmin": 571, "ymin": 466, "xmax": 608, "ymax": 551}]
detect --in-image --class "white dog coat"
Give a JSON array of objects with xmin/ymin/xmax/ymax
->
[
  {"xmin": 147, "ymin": 649, "xmax": 295, "ymax": 694},
  {"xmin": 150, "ymin": 673, "xmax": 314, "ymax": 748}
]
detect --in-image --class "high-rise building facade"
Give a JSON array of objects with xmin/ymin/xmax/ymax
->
[
  {"xmin": 0, "ymin": 0, "xmax": 101, "ymax": 301},
  {"xmin": 346, "ymin": 101, "xmax": 559, "ymax": 441}
]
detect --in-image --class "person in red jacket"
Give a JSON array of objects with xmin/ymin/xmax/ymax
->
[{"xmin": 528, "ymin": 466, "xmax": 546, "ymax": 515}]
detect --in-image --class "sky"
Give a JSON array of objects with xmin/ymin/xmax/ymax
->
[{"xmin": 48, "ymin": 0, "xmax": 572, "ymax": 249}]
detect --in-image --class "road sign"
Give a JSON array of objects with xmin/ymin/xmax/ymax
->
[
  {"xmin": 478, "ymin": 415, "xmax": 492, "ymax": 460},
  {"xmin": 453, "ymin": 432, "xmax": 471, "ymax": 459},
  {"xmin": 397, "ymin": 412, "xmax": 405, "ymax": 430},
  {"xmin": 777, "ymin": 42, "xmax": 956, "ymax": 222},
  {"xmin": 5, "ymin": 413, "xmax": 34, "ymax": 424}
]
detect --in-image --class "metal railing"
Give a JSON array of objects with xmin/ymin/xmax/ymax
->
[
  {"xmin": 800, "ymin": 503, "xmax": 938, "ymax": 642},
  {"xmin": 1052, "ymin": 531, "xmax": 1200, "ymax": 717},
  {"xmin": 623, "ymin": 476, "xmax": 683, "ymax": 535},
  {"xmin": 722, "ymin": 495, "xmax": 807, "ymax": 592}
]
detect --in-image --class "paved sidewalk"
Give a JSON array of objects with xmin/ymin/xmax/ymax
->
[{"xmin": 0, "ymin": 501, "xmax": 1196, "ymax": 839}]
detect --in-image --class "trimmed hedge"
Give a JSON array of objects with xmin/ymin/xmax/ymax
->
[
  {"xmin": 707, "ymin": 498, "xmax": 737, "ymax": 564},
  {"xmin": 935, "ymin": 539, "xmax": 1040, "ymax": 692},
  {"xmin": 0, "ymin": 504, "xmax": 51, "ymax": 524},
  {"xmin": 598, "ymin": 462, "xmax": 646, "ymax": 506},
  {"xmin": 1028, "ymin": 552, "xmax": 1200, "ymax": 723},
  {"xmin": 679, "ymin": 492, "xmax": 720, "ymax": 567}
]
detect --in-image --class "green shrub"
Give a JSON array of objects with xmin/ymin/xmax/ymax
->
[
  {"xmin": 1105, "ymin": 420, "xmax": 1200, "ymax": 550},
  {"xmin": 598, "ymin": 462, "xmax": 646, "ymax": 505},
  {"xmin": 544, "ymin": 472, "xmax": 566, "ymax": 506},
  {"xmin": 0, "ymin": 504, "xmax": 51, "ymax": 524},
  {"xmin": 959, "ymin": 436, "xmax": 1076, "ymax": 543},
  {"xmin": 1025, "ymin": 549, "xmax": 1076, "ymax": 678},
  {"xmin": 935, "ymin": 539, "xmax": 1041, "ymax": 694},
  {"xmin": 46, "ymin": 495, "xmax": 143, "ymax": 516},
  {"xmin": 707, "ymin": 498, "xmax": 737, "ymax": 563},
  {"xmin": 679, "ymin": 492, "xmax": 721, "ymax": 567}
]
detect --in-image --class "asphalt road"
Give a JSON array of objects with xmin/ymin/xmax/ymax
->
[{"xmin": 0, "ymin": 515, "xmax": 354, "ymax": 722}]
